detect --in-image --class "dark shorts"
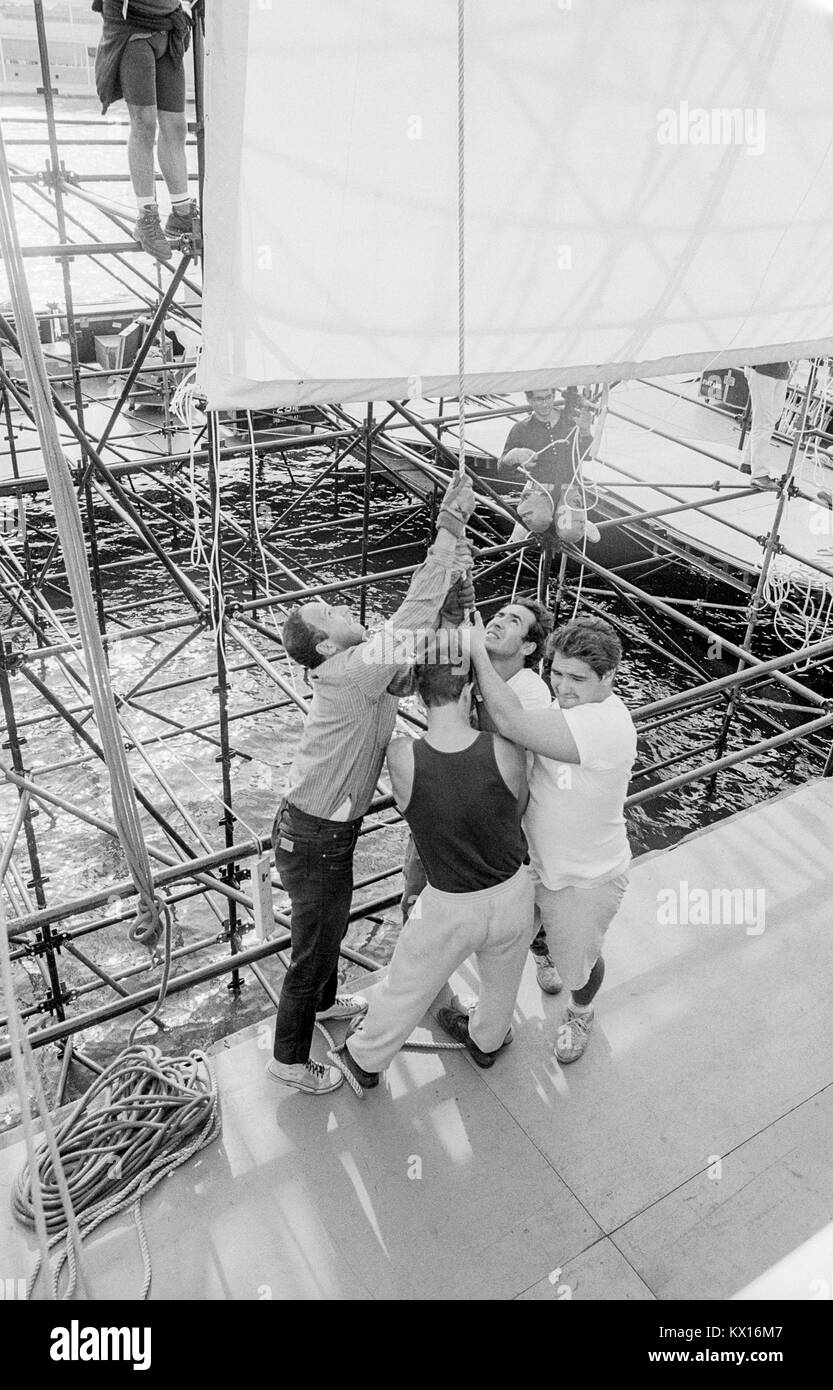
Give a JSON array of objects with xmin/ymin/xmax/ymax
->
[{"xmin": 120, "ymin": 33, "xmax": 185, "ymax": 112}]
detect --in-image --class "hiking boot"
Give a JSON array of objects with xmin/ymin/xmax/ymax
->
[
  {"xmin": 133, "ymin": 203, "xmax": 172, "ymax": 262},
  {"xmin": 436, "ymin": 1005, "xmax": 512, "ymax": 1068},
  {"xmin": 554, "ymin": 1004, "xmax": 595, "ymax": 1064},
  {"xmin": 266, "ymin": 1058, "xmax": 343, "ymax": 1094},
  {"xmin": 337, "ymin": 1042, "xmax": 379, "ymax": 1090},
  {"xmin": 315, "ymin": 993, "xmax": 368, "ymax": 1022},
  {"xmin": 165, "ymin": 200, "xmax": 200, "ymax": 239},
  {"xmin": 535, "ymin": 952, "xmax": 563, "ymax": 995}
]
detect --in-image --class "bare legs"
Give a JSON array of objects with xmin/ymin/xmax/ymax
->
[
  {"xmin": 157, "ymin": 109, "xmax": 189, "ymax": 206},
  {"xmin": 126, "ymin": 102, "xmax": 157, "ymax": 202}
]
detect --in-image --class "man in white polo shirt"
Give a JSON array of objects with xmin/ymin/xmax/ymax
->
[{"xmin": 468, "ymin": 613, "xmax": 637, "ymax": 1064}]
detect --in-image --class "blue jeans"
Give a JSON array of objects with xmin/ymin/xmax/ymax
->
[{"xmin": 271, "ymin": 801, "xmax": 361, "ymax": 1064}]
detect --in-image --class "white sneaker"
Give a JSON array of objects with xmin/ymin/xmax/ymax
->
[
  {"xmin": 315, "ymin": 993, "xmax": 368, "ymax": 1021},
  {"xmin": 535, "ymin": 953, "xmax": 563, "ymax": 995},
  {"xmin": 554, "ymin": 1004, "xmax": 595, "ymax": 1064},
  {"xmin": 267, "ymin": 1058, "xmax": 343, "ymax": 1094}
]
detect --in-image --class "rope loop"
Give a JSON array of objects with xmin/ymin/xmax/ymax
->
[{"xmin": 128, "ymin": 892, "xmax": 170, "ymax": 953}]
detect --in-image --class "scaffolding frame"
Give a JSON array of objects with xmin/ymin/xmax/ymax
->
[{"xmin": 1, "ymin": 1, "xmax": 833, "ymax": 1102}]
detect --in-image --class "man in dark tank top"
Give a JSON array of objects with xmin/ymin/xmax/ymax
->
[{"xmin": 339, "ymin": 659, "xmax": 537, "ymax": 1089}]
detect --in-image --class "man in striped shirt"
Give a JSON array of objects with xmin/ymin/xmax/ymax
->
[{"xmin": 267, "ymin": 474, "xmax": 477, "ymax": 1094}]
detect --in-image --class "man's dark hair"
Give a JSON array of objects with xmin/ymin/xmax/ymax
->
[
  {"xmin": 514, "ymin": 598, "xmax": 554, "ymax": 667},
  {"xmin": 546, "ymin": 615, "xmax": 622, "ymax": 678},
  {"xmin": 282, "ymin": 606, "xmax": 328, "ymax": 670},
  {"xmin": 415, "ymin": 660, "xmax": 471, "ymax": 708}
]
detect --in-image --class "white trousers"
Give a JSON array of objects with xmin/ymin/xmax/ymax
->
[
  {"xmin": 349, "ymin": 864, "xmax": 536, "ymax": 1071},
  {"xmin": 743, "ymin": 369, "xmax": 788, "ymax": 479}
]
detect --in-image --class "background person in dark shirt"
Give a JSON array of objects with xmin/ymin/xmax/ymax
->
[
  {"xmin": 501, "ymin": 386, "xmax": 595, "ymax": 492},
  {"xmin": 501, "ymin": 387, "xmax": 600, "ymax": 546}
]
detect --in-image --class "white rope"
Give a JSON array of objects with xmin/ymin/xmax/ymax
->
[
  {"xmin": 13, "ymin": 1041, "xmax": 220, "ymax": 1300},
  {"xmin": 763, "ymin": 550, "xmax": 833, "ymax": 664},
  {"xmin": 0, "ymin": 879, "xmax": 93, "ymax": 1299},
  {"xmin": 245, "ymin": 410, "xmax": 301, "ymax": 695},
  {"xmin": 0, "ymin": 120, "xmax": 166, "ymax": 955},
  {"xmin": 456, "ymin": 0, "xmax": 466, "ymax": 480},
  {"xmin": 316, "ymin": 1019, "xmax": 466, "ymax": 1099}
]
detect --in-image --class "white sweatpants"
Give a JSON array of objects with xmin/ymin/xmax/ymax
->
[
  {"xmin": 743, "ymin": 369, "xmax": 788, "ymax": 479},
  {"xmin": 349, "ymin": 864, "xmax": 536, "ymax": 1072}
]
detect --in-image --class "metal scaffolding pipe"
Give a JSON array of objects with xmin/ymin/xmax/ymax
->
[{"xmin": 625, "ymin": 710, "xmax": 833, "ymax": 807}]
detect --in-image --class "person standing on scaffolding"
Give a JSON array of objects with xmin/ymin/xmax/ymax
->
[
  {"xmin": 92, "ymin": 0, "xmax": 198, "ymax": 262},
  {"xmin": 739, "ymin": 361, "xmax": 791, "ymax": 490},
  {"xmin": 500, "ymin": 386, "xmax": 601, "ymax": 545},
  {"xmin": 269, "ymin": 475, "xmax": 477, "ymax": 1094}
]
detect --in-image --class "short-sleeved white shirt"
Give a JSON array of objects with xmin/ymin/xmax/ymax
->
[
  {"xmin": 525, "ymin": 692, "xmax": 637, "ymax": 889},
  {"xmin": 507, "ymin": 666, "xmax": 551, "ymax": 710}
]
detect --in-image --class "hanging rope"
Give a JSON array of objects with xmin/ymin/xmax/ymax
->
[
  {"xmin": 0, "ymin": 121, "xmax": 165, "ymax": 954},
  {"xmin": 456, "ymin": 0, "xmax": 466, "ymax": 480}
]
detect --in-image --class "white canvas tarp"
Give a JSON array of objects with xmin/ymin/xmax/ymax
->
[{"xmin": 197, "ymin": 0, "xmax": 833, "ymax": 409}]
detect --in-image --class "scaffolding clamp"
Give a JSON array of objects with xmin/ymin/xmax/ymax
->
[
  {"xmin": 0, "ymin": 643, "xmax": 23, "ymax": 674},
  {"xmin": 755, "ymin": 533, "xmax": 785, "ymax": 554}
]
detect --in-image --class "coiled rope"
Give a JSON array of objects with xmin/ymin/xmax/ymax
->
[{"xmin": 12, "ymin": 1042, "xmax": 220, "ymax": 1300}]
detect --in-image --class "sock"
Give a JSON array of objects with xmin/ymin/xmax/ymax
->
[
  {"xmin": 171, "ymin": 193, "xmax": 192, "ymax": 214},
  {"xmin": 136, "ymin": 194, "xmax": 157, "ymax": 210},
  {"xmin": 569, "ymin": 996, "xmax": 593, "ymax": 1013}
]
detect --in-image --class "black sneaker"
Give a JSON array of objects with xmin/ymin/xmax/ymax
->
[
  {"xmin": 436, "ymin": 1005, "xmax": 512, "ymax": 1068},
  {"xmin": 339, "ymin": 1042, "xmax": 379, "ymax": 1090},
  {"xmin": 133, "ymin": 203, "xmax": 172, "ymax": 262}
]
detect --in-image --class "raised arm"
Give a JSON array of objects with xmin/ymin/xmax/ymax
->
[
  {"xmin": 467, "ymin": 614, "xmax": 580, "ymax": 762},
  {"xmin": 346, "ymin": 475, "xmax": 476, "ymax": 694},
  {"xmin": 386, "ymin": 736, "xmax": 415, "ymax": 811}
]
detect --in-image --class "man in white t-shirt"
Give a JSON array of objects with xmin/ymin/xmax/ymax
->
[
  {"xmin": 400, "ymin": 599, "xmax": 552, "ymax": 921},
  {"xmin": 468, "ymin": 613, "xmax": 637, "ymax": 1065}
]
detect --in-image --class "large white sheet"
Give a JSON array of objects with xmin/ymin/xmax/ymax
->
[{"xmin": 198, "ymin": 0, "xmax": 833, "ymax": 409}]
